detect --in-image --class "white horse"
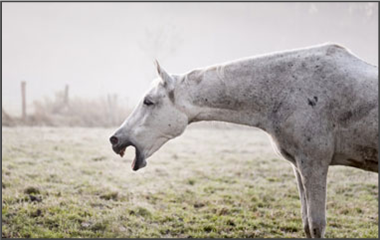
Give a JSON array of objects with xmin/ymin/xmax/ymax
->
[{"xmin": 110, "ymin": 43, "xmax": 378, "ymax": 238}]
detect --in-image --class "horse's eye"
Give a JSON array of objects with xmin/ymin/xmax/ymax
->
[{"xmin": 143, "ymin": 98, "xmax": 154, "ymax": 106}]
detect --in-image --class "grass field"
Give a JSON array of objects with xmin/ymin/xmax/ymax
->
[{"xmin": 2, "ymin": 126, "xmax": 378, "ymax": 238}]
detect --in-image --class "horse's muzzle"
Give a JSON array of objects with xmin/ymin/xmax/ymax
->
[{"xmin": 109, "ymin": 136, "xmax": 147, "ymax": 171}]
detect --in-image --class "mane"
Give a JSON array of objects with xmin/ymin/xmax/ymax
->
[
  {"xmin": 182, "ymin": 63, "xmax": 228, "ymax": 85},
  {"xmin": 180, "ymin": 43, "xmax": 351, "ymax": 85}
]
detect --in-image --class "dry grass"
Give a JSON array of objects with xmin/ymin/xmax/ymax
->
[
  {"xmin": 3, "ymin": 91, "xmax": 131, "ymax": 127},
  {"xmin": 2, "ymin": 125, "xmax": 378, "ymax": 238}
]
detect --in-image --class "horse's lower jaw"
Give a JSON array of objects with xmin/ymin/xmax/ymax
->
[
  {"xmin": 114, "ymin": 143, "xmax": 146, "ymax": 171},
  {"xmin": 131, "ymin": 157, "xmax": 146, "ymax": 171},
  {"xmin": 131, "ymin": 147, "xmax": 147, "ymax": 171}
]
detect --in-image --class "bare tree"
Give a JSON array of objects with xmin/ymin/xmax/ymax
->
[
  {"xmin": 138, "ymin": 24, "xmax": 184, "ymax": 81},
  {"xmin": 139, "ymin": 24, "xmax": 183, "ymax": 61}
]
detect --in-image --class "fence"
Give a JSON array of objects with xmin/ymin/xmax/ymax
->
[{"xmin": 2, "ymin": 81, "xmax": 131, "ymax": 127}]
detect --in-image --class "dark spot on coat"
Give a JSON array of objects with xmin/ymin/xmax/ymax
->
[
  {"xmin": 308, "ymin": 98, "xmax": 317, "ymax": 107},
  {"xmin": 168, "ymin": 90, "xmax": 175, "ymax": 103}
]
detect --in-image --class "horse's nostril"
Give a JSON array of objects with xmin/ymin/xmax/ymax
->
[{"xmin": 110, "ymin": 136, "xmax": 118, "ymax": 145}]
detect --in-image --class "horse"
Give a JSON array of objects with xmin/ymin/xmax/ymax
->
[{"xmin": 110, "ymin": 43, "xmax": 378, "ymax": 238}]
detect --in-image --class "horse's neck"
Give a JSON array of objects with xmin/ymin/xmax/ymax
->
[{"xmin": 182, "ymin": 53, "xmax": 293, "ymax": 132}]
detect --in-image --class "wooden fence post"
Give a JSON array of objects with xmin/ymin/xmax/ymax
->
[{"xmin": 21, "ymin": 81, "xmax": 26, "ymax": 121}]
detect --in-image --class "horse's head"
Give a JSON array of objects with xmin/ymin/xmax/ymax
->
[{"xmin": 109, "ymin": 62, "xmax": 189, "ymax": 171}]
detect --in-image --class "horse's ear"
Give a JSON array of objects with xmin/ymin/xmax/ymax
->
[{"xmin": 155, "ymin": 60, "xmax": 174, "ymax": 91}]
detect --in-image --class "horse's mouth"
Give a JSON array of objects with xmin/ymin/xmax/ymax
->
[
  {"xmin": 113, "ymin": 143, "xmax": 147, "ymax": 171},
  {"xmin": 118, "ymin": 147, "xmax": 126, "ymax": 157}
]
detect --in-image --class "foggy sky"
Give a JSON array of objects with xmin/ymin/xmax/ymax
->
[{"xmin": 2, "ymin": 2, "xmax": 378, "ymax": 115}]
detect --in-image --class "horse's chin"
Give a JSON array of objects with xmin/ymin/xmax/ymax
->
[{"xmin": 131, "ymin": 146, "xmax": 147, "ymax": 171}]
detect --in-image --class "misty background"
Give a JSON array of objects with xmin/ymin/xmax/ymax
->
[{"xmin": 2, "ymin": 2, "xmax": 378, "ymax": 126}]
